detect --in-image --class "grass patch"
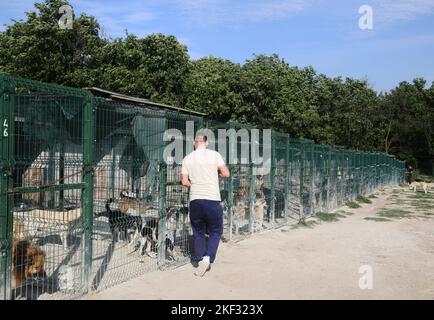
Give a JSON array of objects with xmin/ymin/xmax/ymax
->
[
  {"xmin": 377, "ymin": 208, "xmax": 412, "ymax": 219},
  {"xmin": 368, "ymin": 194, "xmax": 378, "ymax": 199},
  {"xmin": 336, "ymin": 210, "xmax": 354, "ymax": 216},
  {"xmin": 291, "ymin": 219, "xmax": 318, "ymax": 229},
  {"xmin": 356, "ymin": 195, "xmax": 372, "ymax": 204},
  {"xmin": 409, "ymin": 201, "xmax": 434, "ymax": 210},
  {"xmin": 364, "ymin": 217, "xmax": 392, "ymax": 222},
  {"xmin": 346, "ymin": 201, "xmax": 361, "ymax": 209},
  {"xmin": 407, "ymin": 192, "xmax": 434, "ymax": 200},
  {"xmin": 316, "ymin": 212, "xmax": 346, "ymax": 222},
  {"xmin": 389, "ymin": 200, "xmax": 406, "ymax": 206},
  {"xmin": 417, "ymin": 215, "xmax": 433, "ymax": 219}
]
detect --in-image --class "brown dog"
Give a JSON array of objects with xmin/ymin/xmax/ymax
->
[{"xmin": 12, "ymin": 240, "xmax": 46, "ymax": 289}]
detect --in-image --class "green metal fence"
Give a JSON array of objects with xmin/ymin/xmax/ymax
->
[{"xmin": 0, "ymin": 73, "xmax": 405, "ymax": 300}]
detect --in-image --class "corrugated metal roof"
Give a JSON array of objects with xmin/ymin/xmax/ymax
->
[{"xmin": 85, "ymin": 87, "xmax": 206, "ymax": 116}]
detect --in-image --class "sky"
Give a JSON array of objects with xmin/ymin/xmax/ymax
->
[{"xmin": 1, "ymin": 0, "xmax": 434, "ymax": 93}]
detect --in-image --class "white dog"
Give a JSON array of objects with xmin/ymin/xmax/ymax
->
[
  {"xmin": 409, "ymin": 181, "xmax": 428, "ymax": 194},
  {"xmin": 252, "ymin": 198, "xmax": 268, "ymax": 232},
  {"xmin": 232, "ymin": 199, "xmax": 248, "ymax": 235}
]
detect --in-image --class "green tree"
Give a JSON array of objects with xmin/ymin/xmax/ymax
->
[
  {"xmin": 0, "ymin": 0, "xmax": 104, "ymax": 87},
  {"xmin": 382, "ymin": 79, "xmax": 434, "ymax": 170},
  {"xmin": 92, "ymin": 33, "xmax": 190, "ymax": 106},
  {"xmin": 185, "ymin": 56, "xmax": 242, "ymax": 122},
  {"xmin": 239, "ymin": 54, "xmax": 321, "ymax": 140}
]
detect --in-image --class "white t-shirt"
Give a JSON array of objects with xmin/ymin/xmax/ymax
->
[{"xmin": 181, "ymin": 149, "xmax": 225, "ymax": 201}]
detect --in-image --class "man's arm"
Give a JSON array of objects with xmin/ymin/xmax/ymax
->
[
  {"xmin": 218, "ymin": 164, "xmax": 230, "ymax": 178},
  {"xmin": 181, "ymin": 158, "xmax": 191, "ymax": 188},
  {"xmin": 215, "ymin": 152, "xmax": 229, "ymax": 178},
  {"xmin": 181, "ymin": 174, "xmax": 191, "ymax": 188}
]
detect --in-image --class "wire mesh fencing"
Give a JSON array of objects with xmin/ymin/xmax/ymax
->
[{"xmin": 0, "ymin": 73, "xmax": 406, "ymax": 300}]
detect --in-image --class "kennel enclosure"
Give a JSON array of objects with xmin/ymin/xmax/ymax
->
[{"xmin": 0, "ymin": 73, "xmax": 405, "ymax": 300}]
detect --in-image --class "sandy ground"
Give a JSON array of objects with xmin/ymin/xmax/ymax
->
[{"xmin": 89, "ymin": 184, "xmax": 434, "ymax": 300}]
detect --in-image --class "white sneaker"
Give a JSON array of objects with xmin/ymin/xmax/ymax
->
[{"xmin": 194, "ymin": 260, "xmax": 210, "ymax": 277}]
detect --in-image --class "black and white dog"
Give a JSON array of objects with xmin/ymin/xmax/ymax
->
[
  {"xmin": 97, "ymin": 194, "xmax": 188, "ymax": 261},
  {"xmin": 130, "ymin": 206, "xmax": 189, "ymax": 262},
  {"xmin": 95, "ymin": 198, "xmax": 144, "ymax": 243}
]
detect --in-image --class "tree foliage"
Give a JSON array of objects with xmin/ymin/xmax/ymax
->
[{"xmin": 0, "ymin": 0, "xmax": 103, "ymax": 86}]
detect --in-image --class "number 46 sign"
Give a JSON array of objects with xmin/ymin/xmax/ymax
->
[{"xmin": 3, "ymin": 119, "xmax": 8, "ymax": 137}]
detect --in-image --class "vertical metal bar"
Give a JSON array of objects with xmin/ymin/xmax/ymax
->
[
  {"xmin": 248, "ymin": 163, "xmax": 254, "ymax": 234},
  {"xmin": 269, "ymin": 132, "xmax": 276, "ymax": 226},
  {"xmin": 81, "ymin": 95, "xmax": 95, "ymax": 293},
  {"xmin": 226, "ymin": 124, "xmax": 233, "ymax": 240},
  {"xmin": 326, "ymin": 146, "xmax": 331, "ymax": 211},
  {"xmin": 349, "ymin": 152, "xmax": 352, "ymax": 200},
  {"xmin": 110, "ymin": 147, "xmax": 116, "ymax": 199},
  {"xmin": 356, "ymin": 153, "xmax": 360, "ymax": 197},
  {"xmin": 289, "ymin": 143, "xmax": 295, "ymax": 215},
  {"xmin": 333, "ymin": 149, "xmax": 339, "ymax": 208},
  {"xmin": 48, "ymin": 145, "xmax": 55, "ymax": 209},
  {"xmin": 284, "ymin": 136, "xmax": 290, "ymax": 220},
  {"xmin": 0, "ymin": 76, "xmax": 7, "ymax": 300},
  {"xmin": 59, "ymin": 142, "xmax": 65, "ymax": 211},
  {"xmin": 356, "ymin": 153, "xmax": 359, "ymax": 196},
  {"xmin": 157, "ymin": 162, "xmax": 167, "ymax": 266},
  {"xmin": 319, "ymin": 148, "xmax": 324, "ymax": 212},
  {"xmin": 0, "ymin": 76, "xmax": 14, "ymax": 300},
  {"xmin": 361, "ymin": 152, "xmax": 365, "ymax": 195},
  {"xmin": 337, "ymin": 151, "xmax": 340, "ymax": 206},
  {"xmin": 299, "ymin": 141, "xmax": 305, "ymax": 221},
  {"xmin": 309, "ymin": 143, "xmax": 315, "ymax": 215},
  {"xmin": 227, "ymin": 165, "xmax": 234, "ymax": 241}
]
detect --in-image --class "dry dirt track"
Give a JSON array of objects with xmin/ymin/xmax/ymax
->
[{"xmin": 89, "ymin": 184, "xmax": 434, "ymax": 300}]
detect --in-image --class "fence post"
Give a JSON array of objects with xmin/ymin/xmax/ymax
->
[
  {"xmin": 110, "ymin": 147, "xmax": 116, "ymax": 199},
  {"xmin": 269, "ymin": 132, "xmax": 276, "ymax": 227},
  {"xmin": 345, "ymin": 152, "xmax": 350, "ymax": 203},
  {"xmin": 48, "ymin": 145, "xmax": 55, "ymax": 209},
  {"xmin": 227, "ymin": 165, "xmax": 234, "ymax": 241},
  {"xmin": 284, "ymin": 136, "xmax": 290, "ymax": 220},
  {"xmin": 361, "ymin": 152, "xmax": 364, "ymax": 195},
  {"xmin": 82, "ymin": 94, "xmax": 95, "ymax": 293},
  {"xmin": 332, "ymin": 149, "xmax": 338, "ymax": 209},
  {"xmin": 59, "ymin": 142, "xmax": 65, "ymax": 211},
  {"xmin": 0, "ymin": 75, "xmax": 14, "ymax": 300},
  {"xmin": 319, "ymin": 146, "xmax": 325, "ymax": 212},
  {"xmin": 337, "ymin": 150, "xmax": 342, "ymax": 206},
  {"xmin": 248, "ymin": 163, "xmax": 254, "ymax": 234},
  {"xmin": 157, "ymin": 162, "xmax": 167, "ymax": 266},
  {"xmin": 326, "ymin": 146, "xmax": 331, "ymax": 211},
  {"xmin": 309, "ymin": 143, "xmax": 315, "ymax": 215},
  {"xmin": 299, "ymin": 141, "xmax": 305, "ymax": 221}
]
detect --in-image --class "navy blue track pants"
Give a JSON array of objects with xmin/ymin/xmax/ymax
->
[{"xmin": 189, "ymin": 199, "xmax": 223, "ymax": 264}]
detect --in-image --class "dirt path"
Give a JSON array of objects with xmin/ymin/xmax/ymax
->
[{"xmin": 89, "ymin": 184, "xmax": 434, "ymax": 300}]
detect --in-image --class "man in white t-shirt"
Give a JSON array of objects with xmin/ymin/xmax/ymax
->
[{"xmin": 181, "ymin": 133, "xmax": 230, "ymax": 277}]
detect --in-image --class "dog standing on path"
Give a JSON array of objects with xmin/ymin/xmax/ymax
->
[{"xmin": 409, "ymin": 181, "xmax": 428, "ymax": 194}]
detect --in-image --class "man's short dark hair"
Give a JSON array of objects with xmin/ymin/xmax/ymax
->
[{"xmin": 195, "ymin": 133, "xmax": 208, "ymax": 142}]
